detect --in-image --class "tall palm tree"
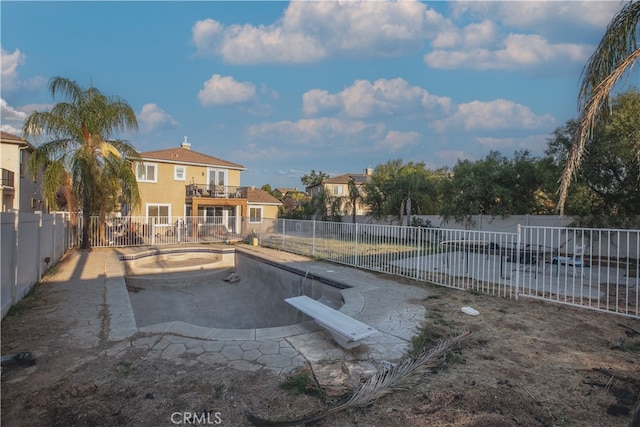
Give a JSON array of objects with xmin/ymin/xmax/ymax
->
[
  {"xmin": 392, "ymin": 169, "xmax": 430, "ymax": 226},
  {"xmin": 346, "ymin": 178, "xmax": 364, "ymax": 224},
  {"xmin": 23, "ymin": 76, "xmax": 140, "ymax": 248},
  {"xmin": 558, "ymin": 1, "xmax": 640, "ymax": 214}
]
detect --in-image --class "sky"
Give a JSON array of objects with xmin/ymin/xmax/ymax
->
[{"xmin": 1, "ymin": 1, "xmax": 637, "ymax": 190}]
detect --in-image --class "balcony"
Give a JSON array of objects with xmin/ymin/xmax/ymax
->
[{"xmin": 186, "ymin": 184, "xmax": 247, "ymax": 199}]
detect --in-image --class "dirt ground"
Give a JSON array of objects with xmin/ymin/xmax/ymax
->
[{"xmin": 2, "ymin": 265, "xmax": 640, "ymax": 427}]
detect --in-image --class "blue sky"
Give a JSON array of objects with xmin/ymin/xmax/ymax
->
[{"xmin": 1, "ymin": 1, "xmax": 636, "ymax": 190}]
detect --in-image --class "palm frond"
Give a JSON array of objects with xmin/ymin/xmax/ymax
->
[
  {"xmin": 558, "ymin": 1, "xmax": 640, "ymax": 215},
  {"xmin": 559, "ymin": 47, "xmax": 640, "ymax": 214},
  {"xmin": 247, "ymin": 331, "xmax": 472, "ymax": 426}
]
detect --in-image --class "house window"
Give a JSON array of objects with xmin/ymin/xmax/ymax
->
[
  {"xmin": 333, "ymin": 185, "xmax": 344, "ymax": 196},
  {"xmin": 249, "ymin": 207, "xmax": 262, "ymax": 223},
  {"xmin": 174, "ymin": 165, "xmax": 186, "ymax": 181},
  {"xmin": 136, "ymin": 162, "xmax": 157, "ymax": 182},
  {"xmin": 147, "ymin": 204, "xmax": 170, "ymax": 225}
]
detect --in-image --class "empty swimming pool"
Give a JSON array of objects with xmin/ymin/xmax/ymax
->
[{"xmin": 122, "ymin": 249, "xmax": 346, "ymax": 330}]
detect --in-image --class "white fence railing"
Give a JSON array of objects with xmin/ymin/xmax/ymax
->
[
  {"xmin": 261, "ymin": 219, "xmax": 639, "ymax": 319},
  {"xmin": 4, "ymin": 213, "xmax": 638, "ymax": 320},
  {"xmin": 80, "ymin": 215, "xmax": 278, "ymax": 248},
  {"xmin": 1, "ymin": 211, "xmax": 74, "ymax": 318}
]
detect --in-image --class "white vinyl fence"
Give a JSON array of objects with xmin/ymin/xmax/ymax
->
[
  {"xmin": 262, "ymin": 219, "xmax": 639, "ymax": 319},
  {"xmin": 1, "ymin": 211, "xmax": 74, "ymax": 318}
]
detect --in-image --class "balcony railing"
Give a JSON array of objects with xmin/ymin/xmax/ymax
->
[
  {"xmin": 1, "ymin": 168, "xmax": 15, "ymax": 188},
  {"xmin": 186, "ymin": 184, "xmax": 247, "ymax": 199}
]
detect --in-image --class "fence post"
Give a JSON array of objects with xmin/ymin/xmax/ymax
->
[
  {"xmin": 354, "ymin": 222, "xmax": 359, "ymax": 268},
  {"xmin": 281, "ymin": 218, "xmax": 285, "ymax": 250},
  {"xmin": 37, "ymin": 212, "xmax": 43, "ymax": 279},
  {"xmin": 12, "ymin": 212, "xmax": 19, "ymax": 307},
  {"xmin": 312, "ymin": 220, "xmax": 316, "ymax": 257},
  {"xmin": 515, "ymin": 224, "xmax": 522, "ymax": 299},
  {"xmin": 151, "ymin": 217, "xmax": 156, "ymax": 246},
  {"xmin": 415, "ymin": 226, "xmax": 421, "ymax": 280}
]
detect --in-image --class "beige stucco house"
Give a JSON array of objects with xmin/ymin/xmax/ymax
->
[
  {"xmin": 0, "ymin": 131, "xmax": 43, "ymax": 213},
  {"xmin": 306, "ymin": 168, "xmax": 372, "ymax": 217},
  {"xmin": 131, "ymin": 139, "xmax": 280, "ymax": 235}
]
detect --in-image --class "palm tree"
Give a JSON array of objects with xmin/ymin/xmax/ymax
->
[
  {"xmin": 23, "ymin": 76, "xmax": 140, "ymax": 248},
  {"xmin": 392, "ymin": 169, "xmax": 431, "ymax": 226},
  {"xmin": 558, "ymin": 1, "xmax": 640, "ymax": 214},
  {"xmin": 345, "ymin": 179, "xmax": 364, "ymax": 224}
]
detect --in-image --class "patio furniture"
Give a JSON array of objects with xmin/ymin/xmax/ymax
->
[{"xmin": 548, "ymin": 244, "xmax": 586, "ymax": 277}]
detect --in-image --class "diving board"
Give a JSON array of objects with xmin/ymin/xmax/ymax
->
[{"xmin": 285, "ymin": 295, "xmax": 377, "ymax": 349}]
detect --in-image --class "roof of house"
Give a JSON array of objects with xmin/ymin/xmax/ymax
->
[
  {"xmin": 246, "ymin": 187, "xmax": 282, "ymax": 205},
  {"xmin": 0, "ymin": 131, "xmax": 28, "ymax": 145},
  {"xmin": 306, "ymin": 172, "xmax": 371, "ymax": 190},
  {"xmin": 274, "ymin": 187, "xmax": 298, "ymax": 194},
  {"xmin": 324, "ymin": 173, "xmax": 370, "ymax": 184},
  {"xmin": 139, "ymin": 147, "xmax": 245, "ymax": 170}
]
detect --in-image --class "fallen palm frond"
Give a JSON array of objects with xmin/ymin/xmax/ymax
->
[{"xmin": 246, "ymin": 330, "xmax": 472, "ymax": 426}]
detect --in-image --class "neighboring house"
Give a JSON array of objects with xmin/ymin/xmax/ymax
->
[
  {"xmin": 130, "ymin": 138, "xmax": 280, "ymax": 234},
  {"xmin": 273, "ymin": 187, "xmax": 301, "ymax": 199},
  {"xmin": 306, "ymin": 167, "xmax": 372, "ymax": 216},
  {"xmin": 0, "ymin": 131, "xmax": 43, "ymax": 213}
]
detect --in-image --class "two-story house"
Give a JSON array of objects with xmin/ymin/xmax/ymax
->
[
  {"xmin": 306, "ymin": 167, "xmax": 372, "ymax": 218},
  {"xmin": 0, "ymin": 131, "xmax": 43, "ymax": 213},
  {"xmin": 130, "ymin": 138, "xmax": 280, "ymax": 236}
]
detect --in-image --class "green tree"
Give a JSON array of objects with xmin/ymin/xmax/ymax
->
[
  {"xmin": 559, "ymin": 1, "xmax": 640, "ymax": 214},
  {"xmin": 23, "ymin": 76, "xmax": 140, "ymax": 248},
  {"xmin": 363, "ymin": 159, "xmax": 436, "ymax": 224},
  {"xmin": 300, "ymin": 170, "xmax": 329, "ymax": 187},
  {"xmin": 279, "ymin": 192, "xmax": 307, "ymax": 219},
  {"xmin": 548, "ymin": 90, "xmax": 640, "ymax": 226},
  {"xmin": 440, "ymin": 151, "xmax": 544, "ymax": 222},
  {"xmin": 260, "ymin": 184, "xmax": 273, "ymax": 196}
]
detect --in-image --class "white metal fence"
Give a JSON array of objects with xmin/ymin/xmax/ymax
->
[
  {"xmin": 261, "ymin": 219, "xmax": 639, "ymax": 319},
  {"xmin": 4, "ymin": 213, "xmax": 638, "ymax": 320},
  {"xmin": 1, "ymin": 211, "xmax": 74, "ymax": 318},
  {"xmin": 80, "ymin": 215, "xmax": 278, "ymax": 248}
]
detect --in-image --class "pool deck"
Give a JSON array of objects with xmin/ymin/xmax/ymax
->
[{"xmin": 31, "ymin": 244, "xmax": 429, "ymax": 381}]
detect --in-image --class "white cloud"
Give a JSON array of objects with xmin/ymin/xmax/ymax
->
[
  {"xmin": 1, "ymin": 47, "xmax": 26, "ymax": 91},
  {"xmin": 0, "ymin": 99, "xmax": 55, "ymax": 141},
  {"xmin": 198, "ymin": 74, "xmax": 256, "ymax": 106},
  {"xmin": 432, "ymin": 19, "xmax": 497, "ymax": 49},
  {"xmin": 425, "ymin": 33, "xmax": 591, "ymax": 70},
  {"xmin": 475, "ymin": 134, "xmax": 550, "ymax": 155},
  {"xmin": 303, "ymin": 78, "xmax": 452, "ymax": 119},
  {"xmin": 0, "ymin": 98, "xmax": 30, "ymax": 136},
  {"xmin": 192, "ymin": 1, "xmax": 442, "ymax": 64},
  {"xmin": 1, "ymin": 98, "xmax": 28, "ymax": 122},
  {"xmin": 376, "ymin": 130, "xmax": 421, "ymax": 152},
  {"xmin": 138, "ymin": 103, "xmax": 178, "ymax": 133},
  {"xmin": 246, "ymin": 117, "xmax": 385, "ymax": 147},
  {"xmin": 1, "ymin": 47, "xmax": 46, "ymax": 92},
  {"xmin": 433, "ymin": 99, "xmax": 556, "ymax": 132},
  {"xmin": 452, "ymin": 1, "xmax": 622, "ymax": 32}
]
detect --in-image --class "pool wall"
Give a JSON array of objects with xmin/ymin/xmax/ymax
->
[{"xmin": 120, "ymin": 246, "xmax": 350, "ymax": 330}]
